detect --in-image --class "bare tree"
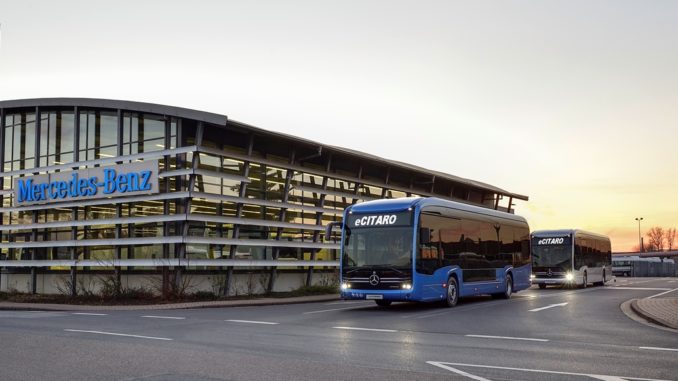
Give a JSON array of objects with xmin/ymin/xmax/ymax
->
[
  {"xmin": 666, "ymin": 228, "xmax": 677, "ymax": 251},
  {"xmin": 646, "ymin": 226, "xmax": 665, "ymax": 252},
  {"xmin": 642, "ymin": 241, "xmax": 657, "ymax": 252}
]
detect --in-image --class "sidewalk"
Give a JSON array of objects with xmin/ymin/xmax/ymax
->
[
  {"xmin": 0, "ymin": 294, "xmax": 340, "ymax": 311},
  {"xmin": 630, "ymin": 297, "xmax": 678, "ymax": 330}
]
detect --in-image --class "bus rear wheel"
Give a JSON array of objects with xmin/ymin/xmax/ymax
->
[
  {"xmin": 492, "ymin": 275, "xmax": 513, "ymax": 299},
  {"xmin": 375, "ymin": 300, "xmax": 392, "ymax": 307},
  {"xmin": 501, "ymin": 275, "xmax": 513, "ymax": 299},
  {"xmin": 594, "ymin": 271, "xmax": 606, "ymax": 286},
  {"xmin": 443, "ymin": 277, "xmax": 459, "ymax": 308}
]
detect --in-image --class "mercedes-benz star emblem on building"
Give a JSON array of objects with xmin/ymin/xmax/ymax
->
[{"xmin": 369, "ymin": 272, "xmax": 380, "ymax": 286}]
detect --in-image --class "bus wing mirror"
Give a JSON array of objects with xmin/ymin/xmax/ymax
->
[
  {"xmin": 325, "ymin": 221, "xmax": 343, "ymax": 241},
  {"xmin": 420, "ymin": 228, "xmax": 431, "ymax": 245}
]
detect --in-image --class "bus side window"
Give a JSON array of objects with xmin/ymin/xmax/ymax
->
[
  {"xmin": 574, "ymin": 241, "xmax": 583, "ymax": 269},
  {"xmin": 517, "ymin": 226, "xmax": 530, "ymax": 267},
  {"xmin": 418, "ymin": 213, "xmax": 458, "ymax": 274},
  {"xmin": 438, "ymin": 227, "xmax": 459, "ymax": 267},
  {"xmin": 498, "ymin": 225, "xmax": 515, "ymax": 267}
]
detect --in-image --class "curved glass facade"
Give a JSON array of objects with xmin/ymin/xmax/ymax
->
[{"xmin": 0, "ymin": 99, "xmax": 527, "ymax": 296}]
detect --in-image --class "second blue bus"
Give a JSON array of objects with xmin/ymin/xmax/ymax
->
[{"xmin": 329, "ymin": 197, "xmax": 531, "ymax": 307}]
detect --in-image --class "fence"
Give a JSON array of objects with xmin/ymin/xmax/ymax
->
[{"xmin": 624, "ymin": 261, "xmax": 676, "ymax": 277}]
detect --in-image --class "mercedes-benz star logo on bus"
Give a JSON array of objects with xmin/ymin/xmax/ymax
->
[
  {"xmin": 547, "ymin": 269, "xmax": 553, "ymax": 277},
  {"xmin": 369, "ymin": 272, "xmax": 380, "ymax": 286}
]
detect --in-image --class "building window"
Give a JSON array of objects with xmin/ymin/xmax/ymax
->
[
  {"xmin": 79, "ymin": 110, "xmax": 118, "ymax": 161},
  {"xmin": 4, "ymin": 112, "xmax": 37, "ymax": 170},
  {"xmin": 122, "ymin": 113, "xmax": 175, "ymax": 154},
  {"xmin": 40, "ymin": 111, "xmax": 75, "ymax": 166}
]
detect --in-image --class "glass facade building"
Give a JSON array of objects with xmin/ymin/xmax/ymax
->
[{"xmin": 0, "ymin": 98, "xmax": 528, "ymax": 296}]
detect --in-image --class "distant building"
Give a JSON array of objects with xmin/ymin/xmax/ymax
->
[{"xmin": 0, "ymin": 98, "xmax": 527, "ymax": 296}]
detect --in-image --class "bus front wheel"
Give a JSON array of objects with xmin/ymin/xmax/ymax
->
[
  {"xmin": 443, "ymin": 277, "xmax": 459, "ymax": 308},
  {"xmin": 538, "ymin": 283, "xmax": 547, "ymax": 289},
  {"xmin": 581, "ymin": 273, "xmax": 587, "ymax": 289}
]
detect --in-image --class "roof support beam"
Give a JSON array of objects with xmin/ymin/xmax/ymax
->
[
  {"xmin": 225, "ymin": 133, "xmax": 255, "ymax": 296},
  {"xmin": 268, "ymin": 149, "xmax": 296, "ymax": 293}
]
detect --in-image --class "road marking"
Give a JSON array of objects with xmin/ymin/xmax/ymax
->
[
  {"xmin": 64, "ymin": 329, "xmax": 172, "ymax": 341},
  {"xmin": 333, "ymin": 326, "xmax": 398, "ymax": 333},
  {"xmin": 303, "ymin": 306, "xmax": 364, "ymax": 314},
  {"xmin": 72, "ymin": 313, "xmax": 108, "ymax": 316},
  {"xmin": 426, "ymin": 361, "xmax": 672, "ymax": 381},
  {"xmin": 225, "ymin": 319, "xmax": 279, "ymax": 325},
  {"xmin": 465, "ymin": 334, "xmax": 549, "ymax": 342},
  {"xmin": 529, "ymin": 302, "xmax": 568, "ymax": 312},
  {"xmin": 427, "ymin": 361, "xmax": 491, "ymax": 381},
  {"xmin": 639, "ymin": 346, "xmax": 678, "ymax": 352},
  {"xmin": 141, "ymin": 315, "xmax": 186, "ymax": 320},
  {"xmin": 607, "ymin": 287, "xmax": 671, "ymax": 291},
  {"xmin": 647, "ymin": 288, "xmax": 678, "ymax": 299}
]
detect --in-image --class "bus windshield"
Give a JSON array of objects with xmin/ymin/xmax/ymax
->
[
  {"xmin": 343, "ymin": 227, "xmax": 413, "ymax": 269},
  {"xmin": 532, "ymin": 244, "xmax": 571, "ymax": 269}
]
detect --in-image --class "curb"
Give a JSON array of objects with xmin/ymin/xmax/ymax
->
[
  {"xmin": 0, "ymin": 294, "xmax": 341, "ymax": 311},
  {"xmin": 629, "ymin": 299, "xmax": 678, "ymax": 331}
]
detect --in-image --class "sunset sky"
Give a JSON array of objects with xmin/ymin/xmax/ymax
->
[{"xmin": 1, "ymin": 1, "xmax": 676, "ymax": 252}]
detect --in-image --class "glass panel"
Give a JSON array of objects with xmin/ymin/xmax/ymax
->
[
  {"xmin": 12, "ymin": 123, "xmax": 21, "ymax": 161},
  {"xmin": 49, "ymin": 113, "xmax": 57, "ymax": 156},
  {"xmin": 133, "ymin": 244, "xmax": 163, "ymax": 260},
  {"xmin": 99, "ymin": 112, "xmax": 118, "ymax": 148},
  {"xmin": 59, "ymin": 112, "xmax": 75, "ymax": 155},
  {"xmin": 24, "ymin": 121, "xmax": 36, "ymax": 161},
  {"xmin": 532, "ymin": 237, "xmax": 572, "ymax": 270},
  {"xmin": 4, "ymin": 125, "xmax": 12, "ymax": 163},
  {"xmin": 343, "ymin": 226, "xmax": 413, "ymax": 268},
  {"xmin": 142, "ymin": 114, "xmax": 165, "ymax": 141}
]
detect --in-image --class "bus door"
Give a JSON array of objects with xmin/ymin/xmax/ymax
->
[{"xmin": 416, "ymin": 240, "xmax": 444, "ymax": 301}]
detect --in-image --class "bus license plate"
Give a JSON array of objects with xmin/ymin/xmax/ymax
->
[{"xmin": 366, "ymin": 294, "xmax": 383, "ymax": 300}]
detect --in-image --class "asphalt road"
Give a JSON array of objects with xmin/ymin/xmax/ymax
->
[{"xmin": 1, "ymin": 277, "xmax": 676, "ymax": 381}]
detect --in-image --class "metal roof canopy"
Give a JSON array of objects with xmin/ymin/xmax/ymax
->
[
  {"xmin": 614, "ymin": 251, "xmax": 678, "ymax": 258},
  {"xmin": 0, "ymin": 97, "xmax": 528, "ymax": 202}
]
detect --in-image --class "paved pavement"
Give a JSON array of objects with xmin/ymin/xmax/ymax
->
[
  {"xmin": 631, "ymin": 297, "xmax": 678, "ymax": 330},
  {"xmin": 1, "ymin": 291, "xmax": 676, "ymax": 331},
  {"xmin": 2, "ymin": 280, "xmax": 676, "ymax": 381}
]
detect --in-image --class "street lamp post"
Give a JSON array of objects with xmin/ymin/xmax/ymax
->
[{"xmin": 635, "ymin": 217, "xmax": 643, "ymax": 253}]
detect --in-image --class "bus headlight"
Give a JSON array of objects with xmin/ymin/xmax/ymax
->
[
  {"xmin": 530, "ymin": 274, "xmax": 536, "ymax": 280},
  {"xmin": 402, "ymin": 283, "xmax": 412, "ymax": 290},
  {"xmin": 341, "ymin": 283, "xmax": 350, "ymax": 290},
  {"xmin": 565, "ymin": 273, "xmax": 574, "ymax": 281}
]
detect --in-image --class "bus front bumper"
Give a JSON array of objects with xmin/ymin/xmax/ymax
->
[
  {"xmin": 532, "ymin": 274, "xmax": 579, "ymax": 286},
  {"xmin": 533, "ymin": 277, "xmax": 570, "ymax": 285},
  {"xmin": 341, "ymin": 289, "xmax": 414, "ymax": 301}
]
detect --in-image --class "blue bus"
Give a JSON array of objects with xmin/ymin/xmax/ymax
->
[{"xmin": 327, "ymin": 197, "xmax": 531, "ymax": 307}]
